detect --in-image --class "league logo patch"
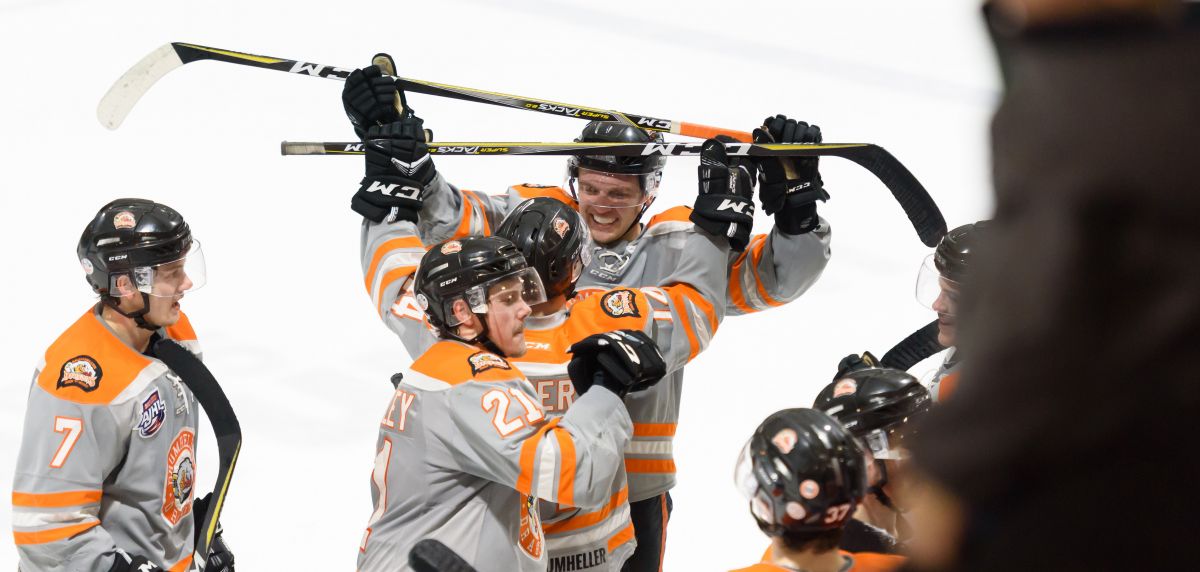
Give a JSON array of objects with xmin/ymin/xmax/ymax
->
[
  {"xmin": 440, "ymin": 241, "xmax": 462, "ymax": 255},
  {"xmin": 832, "ymin": 378, "xmax": 858, "ymax": 398},
  {"xmin": 137, "ymin": 390, "xmax": 166, "ymax": 438},
  {"xmin": 771, "ymin": 428, "xmax": 798, "ymax": 455},
  {"xmin": 518, "ymin": 493, "xmax": 544, "ymax": 559},
  {"xmin": 113, "ymin": 211, "xmax": 137, "ymax": 229},
  {"xmin": 799, "ymin": 479, "xmax": 821, "ymax": 500},
  {"xmin": 57, "ymin": 356, "xmax": 102, "ymax": 392},
  {"xmin": 468, "ymin": 351, "xmax": 511, "ymax": 375},
  {"xmin": 600, "ymin": 289, "xmax": 641, "ymax": 319},
  {"xmin": 552, "ymin": 217, "xmax": 570, "ymax": 238},
  {"xmin": 161, "ymin": 429, "xmax": 195, "ymax": 527}
]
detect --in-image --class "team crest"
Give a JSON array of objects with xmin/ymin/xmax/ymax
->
[
  {"xmin": 57, "ymin": 356, "xmax": 102, "ymax": 392},
  {"xmin": 440, "ymin": 241, "xmax": 462, "ymax": 255},
  {"xmin": 113, "ymin": 211, "xmax": 137, "ymax": 229},
  {"xmin": 137, "ymin": 390, "xmax": 166, "ymax": 438},
  {"xmin": 161, "ymin": 429, "xmax": 196, "ymax": 527},
  {"xmin": 551, "ymin": 217, "xmax": 570, "ymax": 238},
  {"xmin": 468, "ymin": 351, "xmax": 511, "ymax": 375},
  {"xmin": 600, "ymin": 289, "xmax": 641, "ymax": 319},
  {"xmin": 771, "ymin": 428, "xmax": 798, "ymax": 455},
  {"xmin": 518, "ymin": 493, "xmax": 544, "ymax": 559},
  {"xmin": 799, "ymin": 479, "xmax": 821, "ymax": 500},
  {"xmin": 832, "ymin": 379, "xmax": 858, "ymax": 398},
  {"xmin": 785, "ymin": 501, "xmax": 807, "ymax": 520}
]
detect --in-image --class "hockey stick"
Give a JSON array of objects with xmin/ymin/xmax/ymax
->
[
  {"xmin": 153, "ymin": 340, "xmax": 242, "ymax": 572},
  {"xmin": 283, "ymin": 140, "xmax": 947, "ymax": 246},
  {"xmin": 97, "ymin": 42, "xmax": 750, "ymax": 140},
  {"xmin": 409, "ymin": 539, "xmax": 479, "ymax": 572},
  {"xmin": 879, "ymin": 319, "xmax": 946, "ymax": 372}
]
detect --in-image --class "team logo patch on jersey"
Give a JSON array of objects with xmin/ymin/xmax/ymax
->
[
  {"xmin": 772, "ymin": 428, "xmax": 798, "ymax": 455},
  {"xmin": 551, "ymin": 217, "xmax": 570, "ymax": 238},
  {"xmin": 440, "ymin": 240, "xmax": 462, "ymax": 255},
  {"xmin": 161, "ymin": 429, "xmax": 196, "ymax": 527},
  {"xmin": 137, "ymin": 390, "xmax": 166, "ymax": 438},
  {"xmin": 600, "ymin": 289, "xmax": 641, "ymax": 318},
  {"xmin": 832, "ymin": 378, "xmax": 858, "ymax": 398},
  {"xmin": 113, "ymin": 211, "xmax": 137, "ymax": 229},
  {"xmin": 468, "ymin": 351, "xmax": 511, "ymax": 375},
  {"xmin": 518, "ymin": 493, "xmax": 544, "ymax": 559},
  {"xmin": 799, "ymin": 479, "xmax": 821, "ymax": 500},
  {"xmin": 57, "ymin": 355, "xmax": 102, "ymax": 392}
]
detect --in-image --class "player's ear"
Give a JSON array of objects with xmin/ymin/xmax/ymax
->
[
  {"xmin": 450, "ymin": 298, "xmax": 481, "ymax": 333},
  {"xmin": 114, "ymin": 274, "xmax": 136, "ymax": 297}
]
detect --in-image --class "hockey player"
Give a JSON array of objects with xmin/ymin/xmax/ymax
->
[
  {"xmin": 357, "ymin": 234, "xmax": 670, "ymax": 572},
  {"xmin": 731, "ymin": 408, "xmax": 906, "ymax": 572},
  {"xmin": 813, "ymin": 367, "xmax": 932, "ymax": 550},
  {"xmin": 914, "ymin": 221, "xmax": 988, "ymax": 402},
  {"xmin": 12, "ymin": 199, "xmax": 232, "ymax": 572},
  {"xmin": 354, "ymin": 134, "xmax": 743, "ymax": 568},
  {"xmin": 343, "ymin": 61, "xmax": 832, "ymax": 570}
]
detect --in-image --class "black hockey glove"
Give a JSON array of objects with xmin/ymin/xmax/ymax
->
[
  {"xmin": 193, "ymin": 493, "xmax": 235, "ymax": 572},
  {"xmin": 352, "ymin": 117, "xmax": 436, "ymax": 224},
  {"xmin": 109, "ymin": 554, "xmax": 161, "ymax": 572},
  {"xmin": 754, "ymin": 115, "xmax": 830, "ymax": 235},
  {"xmin": 834, "ymin": 351, "xmax": 881, "ymax": 380},
  {"xmin": 568, "ymin": 330, "xmax": 667, "ymax": 398},
  {"xmin": 690, "ymin": 135, "xmax": 758, "ymax": 251},
  {"xmin": 342, "ymin": 58, "xmax": 401, "ymax": 140}
]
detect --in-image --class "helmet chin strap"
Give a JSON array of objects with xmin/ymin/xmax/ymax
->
[
  {"xmin": 447, "ymin": 313, "xmax": 507, "ymax": 357},
  {"xmin": 869, "ymin": 460, "xmax": 902, "ymax": 513},
  {"xmin": 103, "ymin": 292, "xmax": 161, "ymax": 331}
]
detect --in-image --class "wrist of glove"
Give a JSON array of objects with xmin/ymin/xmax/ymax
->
[
  {"xmin": 568, "ymin": 330, "xmax": 667, "ymax": 398},
  {"xmin": 109, "ymin": 554, "xmax": 161, "ymax": 572},
  {"xmin": 690, "ymin": 136, "xmax": 758, "ymax": 251},
  {"xmin": 754, "ymin": 115, "xmax": 829, "ymax": 235},
  {"xmin": 191, "ymin": 493, "xmax": 235, "ymax": 572},
  {"xmin": 834, "ymin": 351, "xmax": 880, "ymax": 380},
  {"xmin": 353, "ymin": 121, "xmax": 435, "ymax": 224}
]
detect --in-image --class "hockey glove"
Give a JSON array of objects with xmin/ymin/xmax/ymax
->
[
  {"xmin": 568, "ymin": 330, "xmax": 667, "ymax": 398},
  {"xmin": 754, "ymin": 115, "xmax": 830, "ymax": 235},
  {"xmin": 834, "ymin": 351, "xmax": 880, "ymax": 380},
  {"xmin": 352, "ymin": 118, "xmax": 436, "ymax": 224},
  {"xmin": 193, "ymin": 493, "xmax": 235, "ymax": 572},
  {"xmin": 109, "ymin": 554, "xmax": 161, "ymax": 572},
  {"xmin": 690, "ymin": 135, "xmax": 758, "ymax": 251},
  {"xmin": 342, "ymin": 59, "xmax": 401, "ymax": 140}
]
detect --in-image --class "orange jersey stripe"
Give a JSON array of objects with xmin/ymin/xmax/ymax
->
[
  {"xmin": 165, "ymin": 311, "xmax": 197, "ymax": 342},
  {"xmin": 728, "ymin": 245, "xmax": 757, "ymax": 314},
  {"xmin": 168, "ymin": 554, "xmax": 194, "ymax": 572},
  {"xmin": 664, "ymin": 286, "xmax": 703, "ymax": 360},
  {"xmin": 938, "ymin": 372, "xmax": 960, "ymax": 401},
  {"xmin": 632, "ymin": 423, "xmax": 677, "ymax": 437},
  {"xmin": 544, "ymin": 487, "xmax": 629, "ymax": 534},
  {"xmin": 606, "ymin": 523, "xmax": 636, "ymax": 554},
  {"xmin": 554, "ymin": 427, "xmax": 577, "ymax": 507},
  {"xmin": 12, "ymin": 490, "xmax": 102, "ymax": 508},
  {"xmin": 625, "ymin": 458, "xmax": 676, "ymax": 474},
  {"xmin": 375, "ymin": 265, "xmax": 417, "ymax": 316},
  {"xmin": 463, "ymin": 192, "xmax": 493, "ymax": 236},
  {"xmin": 748, "ymin": 235, "xmax": 785, "ymax": 308},
  {"xmin": 517, "ymin": 418, "xmax": 563, "ymax": 495},
  {"xmin": 13, "ymin": 521, "xmax": 99, "ymax": 546},
  {"xmin": 363, "ymin": 236, "xmax": 424, "ymax": 293},
  {"xmin": 37, "ymin": 310, "xmax": 152, "ymax": 405}
]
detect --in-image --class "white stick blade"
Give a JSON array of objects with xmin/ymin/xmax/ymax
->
[{"xmin": 97, "ymin": 44, "xmax": 185, "ymax": 130}]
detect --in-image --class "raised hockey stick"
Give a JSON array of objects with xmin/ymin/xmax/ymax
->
[
  {"xmin": 879, "ymin": 319, "xmax": 946, "ymax": 371},
  {"xmin": 283, "ymin": 140, "xmax": 947, "ymax": 246},
  {"xmin": 153, "ymin": 340, "xmax": 242, "ymax": 572},
  {"xmin": 97, "ymin": 42, "xmax": 750, "ymax": 140},
  {"xmin": 409, "ymin": 539, "xmax": 479, "ymax": 572}
]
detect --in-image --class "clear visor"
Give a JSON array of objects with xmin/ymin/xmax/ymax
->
[
  {"xmin": 733, "ymin": 439, "xmax": 759, "ymax": 501},
  {"xmin": 444, "ymin": 267, "xmax": 547, "ymax": 327},
  {"xmin": 915, "ymin": 254, "xmax": 960, "ymax": 314},
  {"xmin": 111, "ymin": 240, "xmax": 207, "ymax": 298},
  {"xmin": 861, "ymin": 429, "xmax": 906, "ymax": 461},
  {"xmin": 565, "ymin": 166, "xmax": 657, "ymax": 210}
]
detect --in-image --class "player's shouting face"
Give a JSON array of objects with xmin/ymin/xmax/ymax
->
[{"xmin": 574, "ymin": 169, "xmax": 650, "ymax": 245}]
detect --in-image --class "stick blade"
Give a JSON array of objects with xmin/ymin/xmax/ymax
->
[{"xmin": 97, "ymin": 43, "xmax": 185, "ymax": 130}]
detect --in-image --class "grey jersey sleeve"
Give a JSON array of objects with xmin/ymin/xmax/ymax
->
[
  {"xmin": 726, "ymin": 218, "xmax": 832, "ymax": 316},
  {"xmin": 360, "ymin": 217, "xmax": 438, "ymax": 357},
  {"xmin": 442, "ymin": 381, "xmax": 632, "ymax": 510},
  {"xmin": 415, "ymin": 173, "xmax": 514, "ymax": 245}
]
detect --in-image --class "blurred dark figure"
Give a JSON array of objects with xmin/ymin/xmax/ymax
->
[{"xmin": 906, "ymin": 1, "xmax": 1200, "ymax": 571}]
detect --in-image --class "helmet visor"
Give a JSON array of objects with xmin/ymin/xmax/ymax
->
[
  {"xmin": 733, "ymin": 439, "xmax": 759, "ymax": 502},
  {"xmin": 565, "ymin": 166, "xmax": 657, "ymax": 210},
  {"xmin": 915, "ymin": 254, "xmax": 960, "ymax": 314},
  {"xmin": 446, "ymin": 267, "xmax": 548, "ymax": 326},
  {"xmin": 115, "ymin": 240, "xmax": 207, "ymax": 298}
]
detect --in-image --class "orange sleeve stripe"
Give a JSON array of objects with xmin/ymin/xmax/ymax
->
[
  {"xmin": 12, "ymin": 490, "xmax": 102, "ymax": 508},
  {"xmin": 543, "ymin": 487, "xmax": 629, "ymax": 534},
  {"xmin": 748, "ymin": 235, "xmax": 785, "ymax": 308},
  {"xmin": 663, "ymin": 286, "xmax": 699, "ymax": 360},
  {"xmin": 451, "ymin": 193, "xmax": 477, "ymax": 240},
  {"xmin": 168, "ymin": 554, "xmax": 194, "ymax": 572},
  {"xmin": 363, "ymin": 236, "xmax": 424, "ymax": 294},
  {"xmin": 12, "ymin": 521, "xmax": 99, "ymax": 545},
  {"xmin": 625, "ymin": 458, "xmax": 677, "ymax": 474},
  {"xmin": 375, "ymin": 265, "xmax": 418, "ymax": 316},
  {"xmin": 463, "ymin": 192, "xmax": 493, "ymax": 236},
  {"xmin": 553, "ymin": 427, "xmax": 577, "ymax": 508},
  {"xmin": 516, "ymin": 418, "xmax": 563, "ymax": 495},
  {"xmin": 632, "ymin": 423, "xmax": 677, "ymax": 437},
  {"xmin": 682, "ymin": 285, "xmax": 718, "ymax": 334},
  {"xmin": 606, "ymin": 522, "xmax": 637, "ymax": 554},
  {"xmin": 728, "ymin": 247, "xmax": 757, "ymax": 315}
]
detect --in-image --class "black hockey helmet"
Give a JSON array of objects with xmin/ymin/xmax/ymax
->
[
  {"xmin": 414, "ymin": 236, "xmax": 547, "ymax": 335},
  {"xmin": 495, "ymin": 197, "xmax": 591, "ymax": 301},
  {"xmin": 934, "ymin": 221, "xmax": 989, "ymax": 283},
  {"xmin": 77, "ymin": 198, "xmax": 205, "ymax": 329},
  {"xmin": 734, "ymin": 408, "xmax": 868, "ymax": 536},
  {"xmin": 814, "ymin": 367, "xmax": 931, "ymax": 462},
  {"xmin": 566, "ymin": 121, "xmax": 666, "ymax": 197}
]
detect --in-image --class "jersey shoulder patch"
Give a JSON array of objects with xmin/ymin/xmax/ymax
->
[
  {"xmin": 37, "ymin": 308, "xmax": 154, "ymax": 405},
  {"xmin": 600, "ymin": 289, "xmax": 641, "ymax": 318},
  {"xmin": 564, "ymin": 288, "xmax": 649, "ymax": 344},
  {"xmin": 468, "ymin": 351, "xmax": 512, "ymax": 376},
  {"xmin": 411, "ymin": 341, "xmax": 523, "ymax": 385}
]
